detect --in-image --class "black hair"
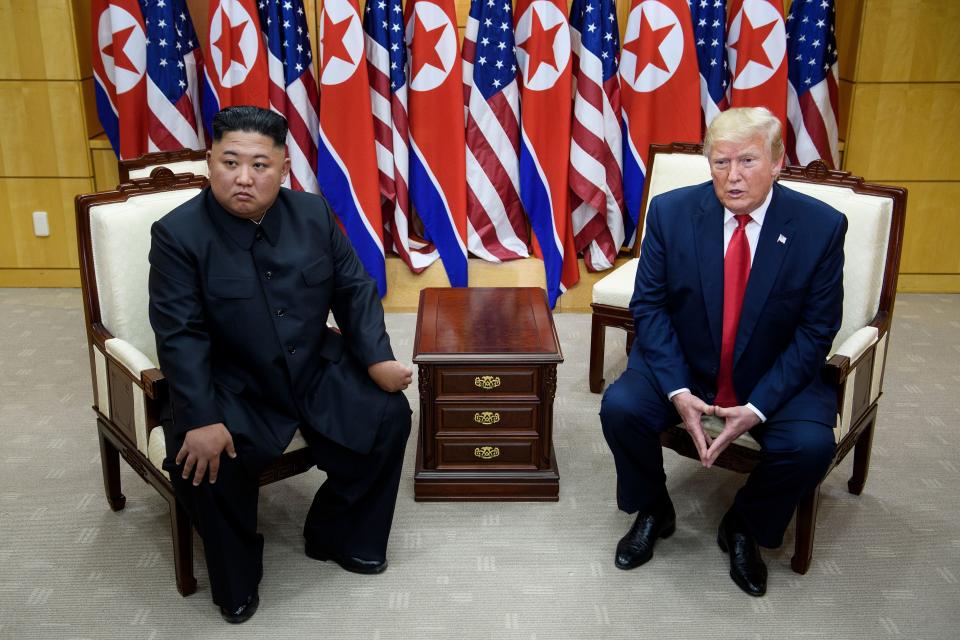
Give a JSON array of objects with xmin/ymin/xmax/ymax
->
[{"xmin": 211, "ymin": 106, "xmax": 288, "ymax": 148}]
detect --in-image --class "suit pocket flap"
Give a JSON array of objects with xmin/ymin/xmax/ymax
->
[
  {"xmin": 208, "ymin": 276, "xmax": 255, "ymax": 299},
  {"xmin": 302, "ymin": 256, "xmax": 333, "ymax": 285}
]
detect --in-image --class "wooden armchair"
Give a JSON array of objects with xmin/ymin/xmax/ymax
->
[
  {"xmin": 75, "ymin": 167, "xmax": 313, "ymax": 597},
  {"xmin": 589, "ymin": 143, "xmax": 907, "ymax": 573}
]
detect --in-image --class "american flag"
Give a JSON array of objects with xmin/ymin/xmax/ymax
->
[
  {"xmin": 257, "ymin": 0, "xmax": 320, "ymax": 193},
  {"xmin": 363, "ymin": 0, "xmax": 439, "ymax": 272},
  {"xmin": 142, "ymin": 0, "xmax": 205, "ymax": 152},
  {"xmin": 786, "ymin": 0, "xmax": 839, "ymax": 168},
  {"xmin": 691, "ymin": 0, "xmax": 729, "ymax": 130},
  {"xmin": 462, "ymin": 0, "xmax": 529, "ymax": 263},
  {"xmin": 569, "ymin": 0, "xmax": 625, "ymax": 272}
]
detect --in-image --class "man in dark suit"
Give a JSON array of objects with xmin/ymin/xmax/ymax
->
[
  {"xmin": 600, "ymin": 107, "xmax": 846, "ymax": 596},
  {"xmin": 148, "ymin": 106, "xmax": 412, "ymax": 623}
]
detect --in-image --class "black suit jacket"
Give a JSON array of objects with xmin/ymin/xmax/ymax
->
[
  {"xmin": 149, "ymin": 187, "xmax": 398, "ymax": 469},
  {"xmin": 628, "ymin": 182, "xmax": 847, "ymax": 426}
]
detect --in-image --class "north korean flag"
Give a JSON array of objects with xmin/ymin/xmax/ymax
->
[
  {"xmin": 404, "ymin": 0, "xmax": 469, "ymax": 287},
  {"xmin": 202, "ymin": 0, "xmax": 270, "ymax": 137},
  {"xmin": 317, "ymin": 0, "xmax": 387, "ymax": 296},
  {"xmin": 727, "ymin": 0, "xmax": 788, "ymax": 136},
  {"xmin": 516, "ymin": 0, "xmax": 580, "ymax": 308},
  {"xmin": 91, "ymin": 0, "xmax": 149, "ymax": 160},
  {"xmin": 619, "ymin": 0, "xmax": 701, "ymax": 241}
]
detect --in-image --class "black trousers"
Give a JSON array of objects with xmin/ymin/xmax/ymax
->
[
  {"xmin": 599, "ymin": 367, "xmax": 835, "ymax": 548},
  {"xmin": 165, "ymin": 392, "xmax": 411, "ymax": 610}
]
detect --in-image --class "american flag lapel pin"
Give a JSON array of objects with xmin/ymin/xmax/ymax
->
[{"xmin": 777, "ymin": 234, "xmax": 787, "ymax": 245}]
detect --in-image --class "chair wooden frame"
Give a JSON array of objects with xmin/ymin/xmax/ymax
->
[
  {"xmin": 117, "ymin": 148, "xmax": 208, "ymax": 183},
  {"xmin": 76, "ymin": 168, "xmax": 314, "ymax": 596},
  {"xmin": 588, "ymin": 142, "xmax": 907, "ymax": 573}
]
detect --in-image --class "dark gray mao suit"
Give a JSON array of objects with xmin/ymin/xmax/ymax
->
[{"xmin": 148, "ymin": 186, "xmax": 411, "ymax": 610}]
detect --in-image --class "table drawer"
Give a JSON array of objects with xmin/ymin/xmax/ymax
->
[
  {"xmin": 436, "ymin": 437, "xmax": 538, "ymax": 469},
  {"xmin": 436, "ymin": 367, "xmax": 539, "ymax": 398},
  {"xmin": 436, "ymin": 404, "xmax": 539, "ymax": 435}
]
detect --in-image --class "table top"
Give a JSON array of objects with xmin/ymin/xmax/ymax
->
[{"xmin": 413, "ymin": 288, "xmax": 562, "ymax": 364}]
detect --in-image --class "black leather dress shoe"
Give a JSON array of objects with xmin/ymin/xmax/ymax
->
[
  {"xmin": 220, "ymin": 592, "xmax": 259, "ymax": 624},
  {"xmin": 717, "ymin": 511, "xmax": 767, "ymax": 597},
  {"xmin": 614, "ymin": 496, "xmax": 676, "ymax": 570},
  {"xmin": 305, "ymin": 539, "xmax": 388, "ymax": 574}
]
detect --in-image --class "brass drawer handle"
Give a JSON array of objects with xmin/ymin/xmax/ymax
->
[
  {"xmin": 473, "ymin": 411, "xmax": 500, "ymax": 425},
  {"xmin": 474, "ymin": 446, "xmax": 500, "ymax": 460},
  {"xmin": 474, "ymin": 375, "xmax": 501, "ymax": 390}
]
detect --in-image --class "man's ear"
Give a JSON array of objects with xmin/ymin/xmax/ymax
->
[{"xmin": 282, "ymin": 155, "xmax": 291, "ymax": 180}]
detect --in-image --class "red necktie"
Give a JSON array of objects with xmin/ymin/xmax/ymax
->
[{"xmin": 715, "ymin": 214, "xmax": 752, "ymax": 407}]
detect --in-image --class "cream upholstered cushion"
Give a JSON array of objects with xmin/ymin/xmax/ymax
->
[
  {"xmin": 90, "ymin": 188, "xmax": 202, "ymax": 366},
  {"xmin": 127, "ymin": 160, "xmax": 209, "ymax": 180},
  {"xmin": 592, "ymin": 258, "xmax": 639, "ymax": 307},
  {"xmin": 779, "ymin": 181, "xmax": 892, "ymax": 353}
]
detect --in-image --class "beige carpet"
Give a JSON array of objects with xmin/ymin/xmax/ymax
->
[{"xmin": 1, "ymin": 288, "xmax": 958, "ymax": 639}]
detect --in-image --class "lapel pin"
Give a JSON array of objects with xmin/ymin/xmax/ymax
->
[{"xmin": 777, "ymin": 234, "xmax": 787, "ymax": 245}]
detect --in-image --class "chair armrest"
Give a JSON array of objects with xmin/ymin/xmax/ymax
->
[
  {"xmin": 104, "ymin": 337, "xmax": 166, "ymax": 399},
  {"xmin": 824, "ymin": 326, "xmax": 880, "ymax": 386}
]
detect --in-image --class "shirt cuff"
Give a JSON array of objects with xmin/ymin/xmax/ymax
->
[
  {"xmin": 667, "ymin": 388, "xmax": 690, "ymax": 401},
  {"xmin": 745, "ymin": 402, "xmax": 767, "ymax": 422}
]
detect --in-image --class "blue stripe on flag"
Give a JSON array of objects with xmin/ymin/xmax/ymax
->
[
  {"xmin": 622, "ymin": 137, "xmax": 644, "ymax": 238},
  {"xmin": 317, "ymin": 141, "xmax": 388, "ymax": 297},
  {"xmin": 519, "ymin": 138, "xmax": 562, "ymax": 308},
  {"xmin": 201, "ymin": 73, "xmax": 220, "ymax": 144},
  {"xmin": 408, "ymin": 149, "xmax": 468, "ymax": 287},
  {"xmin": 94, "ymin": 81, "xmax": 120, "ymax": 159}
]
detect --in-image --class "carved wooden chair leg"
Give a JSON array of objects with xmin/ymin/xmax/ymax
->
[
  {"xmin": 589, "ymin": 314, "xmax": 606, "ymax": 393},
  {"xmin": 848, "ymin": 410, "xmax": 877, "ymax": 495},
  {"xmin": 625, "ymin": 329, "xmax": 635, "ymax": 356},
  {"xmin": 97, "ymin": 421, "xmax": 126, "ymax": 511},
  {"xmin": 168, "ymin": 495, "xmax": 198, "ymax": 597},
  {"xmin": 790, "ymin": 484, "xmax": 821, "ymax": 574}
]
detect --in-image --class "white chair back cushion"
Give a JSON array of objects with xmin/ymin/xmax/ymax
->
[
  {"xmin": 90, "ymin": 188, "xmax": 202, "ymax": 367},
  {"xmin": 127, "ymin": 160, "xmax": 209, "ymax": 180},
  {"xmin": 779, "ymin": 181, "xmax": 892, "ymax": 352},
  {"xmin": 638, "ymin": 152, "xmax": 893, "ymax": 355}
]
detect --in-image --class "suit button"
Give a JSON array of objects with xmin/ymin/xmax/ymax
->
[
  {"xmin": 255, "ymin": 230, "xmax": 263, "ymax": 241},
  {"xmin": 265, "ymin": 270, "xmax": 273, "ymax": 280},
  {"xmin": 287, "ymin": 346, "xmax": 296, "ymax": 355},
  {"xmin": 276, "ymin": 308, "xmax": 285, "ymax": 317}
]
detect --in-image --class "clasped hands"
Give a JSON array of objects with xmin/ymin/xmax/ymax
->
[{"xmin": 671, "ymin": 391, "xmax": 760, "ymax": 468}]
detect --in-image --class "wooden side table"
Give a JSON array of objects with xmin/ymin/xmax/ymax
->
[{"xmin": 412, "ymin": 287, "xmax": 563, "ymax": 501}]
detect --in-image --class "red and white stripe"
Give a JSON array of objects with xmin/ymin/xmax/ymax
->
[
  {"xmin": 364, "ymin": 28, "xmax": 439, "ymax": 272},
  {"xmin": 787, "ymin": 64, "xmax": 839, "ymax": 169},
  {"xmin": 146, "ymin": 50, "xmax": 205, "ymax": 151},
  {"xmin": 461, "ymin": 15, "xmax": 529, "ymax": 263},
  {"xmin": 569, "ymin": 30, "xmax": 625, "ymax": 272},
  {"xmin": 265, "ymin": 51, "xmax": 320, "ymax": 194}
]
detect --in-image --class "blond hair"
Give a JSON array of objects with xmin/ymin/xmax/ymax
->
[{"xmin": 703, "ymin": 107, "xmax": 784, "ymax": 162}]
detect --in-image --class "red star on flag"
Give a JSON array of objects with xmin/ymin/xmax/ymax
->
[
  {"xmin": 518, "ymin": 9, "xmax": 562, "ymax": 80},
  {"xmin": 102, "ymin": 25, "xmax": 139, "ymax": 74},
  {"xmin": 411, "ymin": 15, "xmax": 447, "ymax": 77},
  {"xmin": 622, "ymin": 13, "xmax": 674, "ymax": 84},
  {"xmin": 322, "ymin": 12, "xmax": 355, "ymax": 68},
  {"xmin": 213, "ymin": 10, "xmax": 250, "ymax": 70},
  {"xmin": 732, "ymin": 12, "xmax": 777, "ymax": 77}
]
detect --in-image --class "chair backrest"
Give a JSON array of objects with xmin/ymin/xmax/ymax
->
[
  {"xmin": 637, "ymin": 143, "xmax": 907, "ymax": 353},
  {"xmin": 76, "ymin": 170, "xmax": 209, "ymax": 368},
  {"xmin": 118, "ymin": 148, "xmax": 209, "ymax": 183}
]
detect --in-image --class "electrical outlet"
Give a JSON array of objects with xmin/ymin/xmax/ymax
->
[{"xmin": 32, "ymin": 211, "xmax": 50, "ymax": 237}]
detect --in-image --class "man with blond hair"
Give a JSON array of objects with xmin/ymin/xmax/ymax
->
[{"xmin": 600, "ymin": 107, "xmax": 846, "ymax": 596}]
